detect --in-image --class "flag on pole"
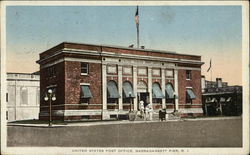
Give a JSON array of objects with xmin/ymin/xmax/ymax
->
[
  {"xmin": 135, "ymin": 6, "xmax": 139, "ymax": 28},
  {"xmin": 207, "ymin": 59, "xmax": 212, "ymax": 72},
  {"xmin": 135, "ymin": 6, "xmax": 139, "ymax": 48}
]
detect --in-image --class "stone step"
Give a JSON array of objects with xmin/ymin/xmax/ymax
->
[
  {"xmin": 168, "ymin": 113, "xmax": 181, "ymax": 120},
  {"xmin": 132, "ymin": 112, "xmax": 181, "ymax": 121}
]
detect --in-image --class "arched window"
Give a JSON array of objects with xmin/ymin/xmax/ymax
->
[
  {"xmin": 123, "ymin": 81, "xmax": 135, "ymax": 103},
  {"xmin": 152, "ymin": 82, "xmax": 164, "ymax": 104},
  {"xmin": 107, "ymin": 81, "xmax": 120, "ymax": 104},
  {"xmin": 165, "ymin": 83, "xmax": 175, "ymax": 104}
]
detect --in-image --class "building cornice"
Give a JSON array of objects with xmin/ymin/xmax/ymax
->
[
  {"xmin": 37, "ymin": 48, "xmax": 204, "ymax": 66},
  {"xmin": 52, "ymin": 41, "xmax": 202, "ymax": 57}
]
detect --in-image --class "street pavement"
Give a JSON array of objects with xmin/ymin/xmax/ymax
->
[{"xmin": 7, "ymin": 117, "xmax": 242, "ymax": 147}]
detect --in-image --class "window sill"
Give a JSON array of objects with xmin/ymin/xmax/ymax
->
[
  {"xmin": 107, "ymin": 103, "xmax": 118, "ymax": 105},
  {"xmin": 186, "ymin": 79, "xmax": 191, "ymax": 80},
  {"xmin": 81, "ymin": 73, "xmax": 88, "ymax": 76},
  {"xmin": 80, "ymin": 103, "xmax": 89, "ymax": 105}
]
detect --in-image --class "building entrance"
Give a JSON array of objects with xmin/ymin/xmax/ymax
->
[{"xmin": 138, "ymin": 92, "xmax": 149, "ymax": 110}]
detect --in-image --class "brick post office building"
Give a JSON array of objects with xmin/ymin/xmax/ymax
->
[{"xmin": 37, "ymin": 42, "xmax": 204, "ymax": 121}]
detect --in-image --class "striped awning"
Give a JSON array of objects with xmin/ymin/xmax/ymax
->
[
  {"xmin": 123, "ymin": 82, "xmax": 135, "ymax": 98},
  {"xmin": 81, "ymin": 85, "xmax": 93, "ymax": 98},
  {"xmin": 186, "ymin": 89, "xmax": 196, "ymax": 99},
  {"xmin": 152, "ymin": 83, "xmax": 164, "ymax": 99},
  {"xmin": 165, "ymin": 84, "xmax": 174, "ymax": 99},
  {"xmin": 107, "ymin": 81, "xmax": 120, "ymax": 98}
]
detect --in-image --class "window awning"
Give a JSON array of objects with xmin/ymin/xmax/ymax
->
[
  {"xmin": 206, "ymin": 97, "xmax": 217, "ymax": 103},
  {"xmin": 211, "ymin": 98, "xmax": 217, "ymax": 102},
  {"xmin": 152, "ymin": 83, "xmax": 165, "ymax": 99},
  {"xmin": 226, "ymin": 97, "xmax": 232, "ymax": 102},
  {"xmin": 220, "ymin": 97, "xmax": 226, "ymax": 102},
  {"xmin": 186, "ymin": 89, "xmax": 196, "ymax": 99},
  {"xmin": 81, "ymin": 85, "xmax": 93, "ymax": 98},
  {"xmin": 165, "ymin": 84, "xmax": 174, "ymax": 99},
  {"xmin": 107, "ymin": 81, "xmax": 120, "ymax": 98},
  {"xmin": 123, "ymin": 82, "xmax": 135, "ymax": 98}
]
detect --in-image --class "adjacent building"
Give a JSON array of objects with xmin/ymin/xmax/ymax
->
[
  {"xmin": 37, "ymin": 42, "xmax": 204, "ymax": 121},
  {"xmin": 7, "ymin": 73, "xmax": 40, "ymax": 122},
  {"xmin": 201, "ymin": 77, "xmax": 242, "ymax": 116}
]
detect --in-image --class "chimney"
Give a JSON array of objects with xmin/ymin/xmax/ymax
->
[
  {"xmin": 201, "ymin": 75, "xmax": 206, "ymax": 92},
  {"xmin": 216, "ymin": 78, "xmax": 222, "ymax": 88}
]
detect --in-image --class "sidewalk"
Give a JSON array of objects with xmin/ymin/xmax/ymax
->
[{"xmin": 7, "ymin": 116, "xmax": 242, "ymax": 128}]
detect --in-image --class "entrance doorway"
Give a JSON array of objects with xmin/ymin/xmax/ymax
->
[
  {"xmin": 137, "ymin": 81, "xmax": 148, "ymax": 110},
  {"xmin": 137, "ymin": 92, "xmax": 149, "ymax": 110}
]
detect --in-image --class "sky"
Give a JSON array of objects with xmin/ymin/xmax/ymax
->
[{"xmin": 6, "ymin": 5, "xmax": 242, "ymax": 85}]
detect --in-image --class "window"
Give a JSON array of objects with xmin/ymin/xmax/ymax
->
[
  {"xmin": 186, "ymin": 89, "xmax": 196, "ymax": 104},
  {"xmin": 81, "ymin": 98, "xmax": 90, "ymax": 104},
  {"xmin": 152, "ymin": 83, "xmax": 164, "ymax": 104},
  {"xmin": 152, "ymin": 83, "xmax": 164, "ymax": 99},
  {"xmin": 165, "ymin": 83, "xmax": 175, "ymax": 104},
  {"xmin": 80, "ymin": 85, "xmax": 92, "ymax": 104},
  {"xmin": 47, "ymin": 66, "xmax": 56, "ymax": 77},
  {"xmin": 107, "ymin": 81, "xmax": 120, "ymax": 104},
  {"xmin": 186, "ymin": 70, "xmax": 191, "ymax": 80},
  {"xmin": 21, "ymin": 87, "xmax": 28, "ymax": 105},
  {"xmin": 153, "ymin": 98, "xmax": 162, "ymax": 104},
  {"xmin": 107, "ymin": 98, "xmax": 118, "ymax": 104},
  {"xmin": 6, "ymin": 93, "xmax": 8, "ymax": 102},
  {"xmin": 122, "ymin": 81, "xmax": 135, "ymax": 103},
  {"xmin": 81, "ymin": 63, "xmax": 89, "ymax": 75}
]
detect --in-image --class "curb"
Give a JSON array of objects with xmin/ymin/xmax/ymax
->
[{"xmin": 7, "ymin": 116, "xmax": 242, "ymax": 128}]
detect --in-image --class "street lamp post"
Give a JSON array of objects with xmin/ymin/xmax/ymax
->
[
  {"xmin": 44, "ymin": 89, "xmax": 56, "ymax": 127},
  {"xmin": 129, "ymin": 92, "xmax": 132, "ymax": 112}
]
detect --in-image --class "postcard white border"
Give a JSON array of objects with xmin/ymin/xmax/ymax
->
[{"xmin": 1, "ymin": 1, "xmax": 249, "ymax": 155}]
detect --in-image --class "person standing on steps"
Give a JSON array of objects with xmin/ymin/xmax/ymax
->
[
  {"xmin": 148, "ymin": 103, "xmax": 153, "ymax": 121},
  {"xmin": 139, "ymin": 100, "xmax": 145, "ymax": 119}
]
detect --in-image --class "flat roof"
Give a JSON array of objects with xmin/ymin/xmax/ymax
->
[{"xmin": 42, "ymin": 41, "xmax": 202, "ymax": 58}]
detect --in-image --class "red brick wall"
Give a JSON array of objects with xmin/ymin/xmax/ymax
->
[
  {"xmin": 178, "ymin": 69, "xmax": 201, "ymax": 105},
  {"xmin": 64, "ymin": 61, "xmax": 102, "ymax": 109},
  {"xmin": 39, "ymin": 62, "xmax": 65, "ymax": 114}
]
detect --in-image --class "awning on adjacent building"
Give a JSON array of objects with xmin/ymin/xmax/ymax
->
[
  {"xmin": 81, "ymin": 85, "xmax": 93, "ymax": 98},
  {"xmin": 220, "ymin": 97, "xmax": 226, "ymax": 102},
  {"xmin": 165, "ymin": 84, "xmax": 174, "ymax": 99},
  {"xmin": 107, "ymin": 81, "xmax": 120, "ymax": 98},
  {"xmin": 226, "ymin": 97, "xmax": 232, "ymax": 102},
  {"xmin": 186, "ymin": 89, "xmax": 196, "ymax": 99},
  {"xmin": 211, "ymin": 98, "xmax": 217, "ymax": 102},
  {"xmin": 152, "ymin": 83, "xmax": 165, "ymax": 99},
  {"xmin": 123, "ymin": 82, "xmax": 135, "ymax": 98},
  {"xmin": 206, "ymin": 97, "xmax": 217, "ymax": 103}
]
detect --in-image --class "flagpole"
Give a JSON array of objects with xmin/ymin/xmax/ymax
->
[
  {"xmin": 207, "ymin": 59, "xmax": 212, "ymax": 82},
  {"xmin": 210, "ymin": 59, "xmax": 212, "ymax": 82},
  {"xmin": 137, "ymin": 23, "xmax": 139, "ymax": 48},
  {"xmin": 211, "ymin": 67, "xmax": 212, "ymax": 82},
  {"xmin": 135, "ymin": 6, "xmax": 139, "ymax": 48}
]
